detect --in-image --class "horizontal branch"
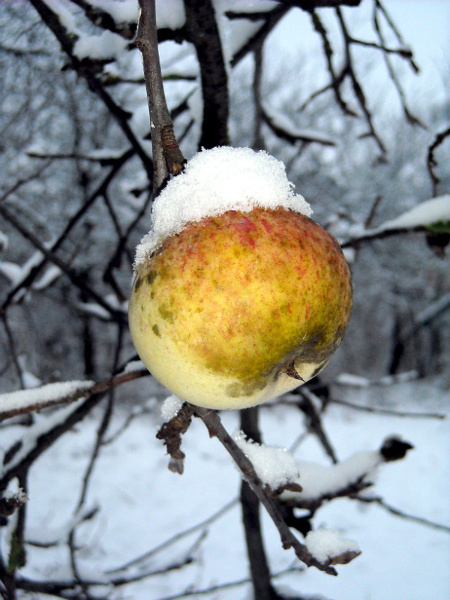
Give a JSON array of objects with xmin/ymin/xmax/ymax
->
[
  {"xmin": 0, "ymin": 368, "xmax": 149, "ymax": 422},
  {"xmin": 341, "ymin": 224, "xmax": 426, "ymax": 248}
]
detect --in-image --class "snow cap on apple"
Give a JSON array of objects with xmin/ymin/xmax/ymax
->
[{"xmin": 129, "ymin": 147, "xmax": 352, "ymax": 410}]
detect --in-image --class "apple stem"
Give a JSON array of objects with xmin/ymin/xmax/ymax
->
[{"xmin": 135, "ymin": 0, "xmax": 186, "ymax": 197}]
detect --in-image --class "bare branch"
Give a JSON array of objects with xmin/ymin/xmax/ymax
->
[
  {"xmin": 308, "ymin": 10, "xmax": 357, "ymax": 117},
  {"xmin": 135, "ymin": 0, "xmax": 185, "ymax": 195},
  {"xmin": 108, "ymin": 499, "xmax": 237, "ymax": 575},
  {"xmin": 230, "ymin": 6, "xmax": 288, "ymax": 68},
  {"xmin": 372, "ymin": 1, "xmax": 424, "ymax": 127},
  {"xmin": 427, "ymin": 125, "xmax": 450, "ymax": 196},
  {"xmin": 335, "ymin": 7, "xmax": 386, "ymax": 155},
  {"xmin": 1, "ymin": 148, "xmax": 134, "ymax": 314},
  {"xmin": 0, "ymin": 202, "xmax": 126, "ymax": 323},
  {"xmin": 354, "ymin": 495, "xmax": 450, "ymax": 533},
  {"xmin": 184, "ymin": 0, "xmax": 229, "ymax": 148},
  {"xmin": 28, "ymin": 0, "xmax": 153, "ymax": 177}
]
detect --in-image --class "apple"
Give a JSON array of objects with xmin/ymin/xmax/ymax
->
[{"xmin": 129, "ymin": 206, "xmax": 352, "ymax": 410}]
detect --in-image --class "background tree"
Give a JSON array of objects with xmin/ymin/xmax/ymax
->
[{"xmin": 0, "ymin": 1, "xmax": 449, "ymax": 599}]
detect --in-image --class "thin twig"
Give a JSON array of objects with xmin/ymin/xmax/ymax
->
[
  {"xmin": 0, "ymin": 202, "xmax": 125, "ymax": 323},
  {"xmin": 427, "ymin": 125, "xmax": 450, "ymax": 196},
  {"xmin": 1, "ymin": 148, "xmax": 134, "ymax": 314},
  {"xmin": 354, "ymin": 495, "xmax": 450, "ymax": 533}
]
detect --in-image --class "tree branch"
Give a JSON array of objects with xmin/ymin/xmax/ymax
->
[
  {"xmin": 184, "ymin": 0, "xmax": 229, "ymax": 148},
  {"xmin": 240, "ymin": 408, "xmax": 281, "ymax": 600},
  {"xmin": 427, "ymin": 125, "xmax": 450, "ymax": 196},
  {"xmin": 0, "ymin": 368, "xmax": 149, "ymax": 423},
  {"xmin": 1, "ymin": 148, "xmax": 134, "ymax": 314},
  {"xmin": 27, "ymin": 0, "xmax": 153, "ymax": 178},
  {"xmin": 193, "ymin": 407, "xmax": 341, "ymax": 575},
  {"xmin": 135, "ymin": 0, "xmax": 185, "ymax": 196}
]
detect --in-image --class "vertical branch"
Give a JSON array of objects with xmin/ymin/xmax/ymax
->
[
  {"xmin": 135, "ymin": 0, "xmax": 185, "ymax": 196},
  {"xmin": 240, "ymin": 408, "xmax": 281, "ymax": 600},
  {"xmin": 184, "ymin": 0, "xmax": 229, "ymax": 148},
  {"xmin": 252, "ymin": 44, "xmax": 265, "ymax": 151},
  {"xmin": 427, "ymin": 126, "xmax": 450, "ymax": 197},
  {"xmin": 335, "ymin": 7, "xmax": 386, "ymax": 156}
]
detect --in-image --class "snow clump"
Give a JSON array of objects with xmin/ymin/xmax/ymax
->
[
  {"xmin": 305, "ymin": 529, "xmax": 360, "ymax": 564},
  {"xmin": 135, "ymin": 146, "xmax": 312, "ymax": 267},
  {"xmin": 233, "ymin": 430, "xmax": 300, "ymax": 490},
  {"xmin": 161, "ymin": 395, "xmax": 184, "ymax": 421}
]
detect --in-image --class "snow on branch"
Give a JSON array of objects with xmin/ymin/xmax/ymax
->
[
  {"xmin": 233, "ymin": 430, "xmax": 301, "ymax": 493},
  {"xmin": 305, "ymin": 529, "xmax": 360, "ymax": 566},
  {"xmin": 371, "ymin": 195, "xmax": 450, "ymax": 233},
  {"xmin": 193, "ymin": 406, "xmax": 360, "ymax": 574},
  {"xmin": 73, "ymin": 30, "xmax": 129, "ymax": 60},
  {"xmin": 0, "ymin": 489, "xmax": 28, "ymax": 517},
  {"xmin": 0, "ymin": 368, "xmax": 149, "ymax": 422},
  {"xmin": 280, "ymin": 436, "xmax": 413, "ymax": 514},
  {"xmin": 341, "ymin": 195, "xmax": 450, "ymax": 248}
]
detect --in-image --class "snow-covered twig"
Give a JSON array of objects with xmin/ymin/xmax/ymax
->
[
  {"xmin": 0, "ymin": 368, "xmax": 149, "ymax": 423},
  {"xmin": 28, "ymin": 0, "xmax": 153, "ymax": 177},
  {"xmin": 193, "ymin": 406, "xmax": 358, "ymax": 575},
  {"xmin": 341, "ymin": 195, "xmax": 450, "ymax": 249},
  {"xmin": 279, "ymin": 436, "xmax": 413, "ymax": 517}
]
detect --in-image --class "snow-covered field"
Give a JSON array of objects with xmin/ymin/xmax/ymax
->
[{"xmin": 2, "ymin": 377, "xmax": 448, "ymax": 600}]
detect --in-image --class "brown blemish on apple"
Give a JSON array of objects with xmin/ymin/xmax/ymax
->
[
  {"xmin": 226, "ymin": 377, "xmax": 268, "ymax": 398},
  {"xmin": 152, "ymin": 324, "xmax": 161, "ymax": 337},
  {"xmin": 158, "ymin": 304, "xmax": 175, "ymax": 323},
  {"xmin": 146, "ymin": 271, "xmax": 157, "ymax": 285}
]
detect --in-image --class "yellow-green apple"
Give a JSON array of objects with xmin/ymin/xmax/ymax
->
[{"xmin": 129, "ymin": 206, "xmax": 352, "ymax": 410}]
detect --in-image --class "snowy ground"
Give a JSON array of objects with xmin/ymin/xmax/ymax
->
[{"xmin": 1, "ymin": 377, "xmax": 449, "ymax": 600}]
